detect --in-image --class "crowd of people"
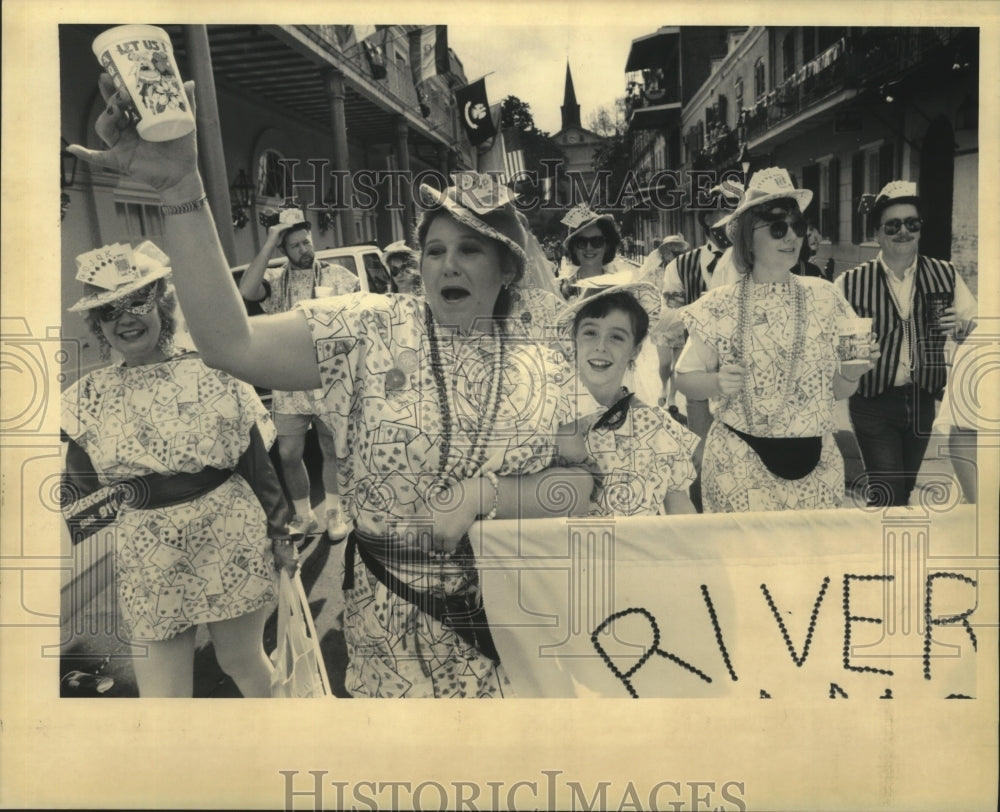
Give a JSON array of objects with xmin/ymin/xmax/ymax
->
[{"xmin": 62, "ymin": 72, "xmax": 978, "ymax": 697}]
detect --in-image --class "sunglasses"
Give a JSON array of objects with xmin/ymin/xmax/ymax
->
[
  {"xmin": 389, "ymin": 259, "xmax": 416, "ymax": 276},
  {"xmin": 94, "ymin": 284, "xmax": 158, "ymax": 322},
  {"xmin": 753, "ymin": 217, "xmax": 808, "ymax": 240},
  {"xmin": 573, "ymin": 235, "xmax": 607, "ymax": 250},
  {"xmin": 880, "ymin": 217, "xmax": 923, "ymax": 235}
]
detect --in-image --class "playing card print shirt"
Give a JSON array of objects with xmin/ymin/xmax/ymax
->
[{"xmin": 61, "ymin": 353, "xmax": 279, "ymax": 641}]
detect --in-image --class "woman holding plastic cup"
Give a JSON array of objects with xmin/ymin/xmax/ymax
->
[
  {"xmin": 675, "ymin": 168, "xmax": 879, "ymax": 513},
  {"xmin": 68, "ymin": 68, "xmax": 593, "ymax": 696}
]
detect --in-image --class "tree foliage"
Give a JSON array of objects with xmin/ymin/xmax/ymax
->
[
  {"xmin": 501, "ymin": 95, "xmax": 541, "ymax": 133},
  {"xmin": 587, "ymin": 98, "xmax": 628, "ymax": 138},
  {"xmin": 590, "ymin": 97, "xmax": 632, "ymax": 208}
]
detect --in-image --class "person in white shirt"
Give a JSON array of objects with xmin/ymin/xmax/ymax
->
[
  {"xmin": 650, "ymin": 183, "xmax": 740, "ymax": 510},
  {"xmin": 238, "ymin": 208, "xmax": 359, "ymax": 542},
  {"xmin": 837, "ymin": 181, "xmax": 977, "ymax": 507},
  {"xmin": 637, "ymin": 233, "xmax": 690, "ymax": 291},
  {"xmin": 931, "ymin": 328, "xmax": 993, "ymax": 504}
]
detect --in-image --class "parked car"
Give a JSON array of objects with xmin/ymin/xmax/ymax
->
[
  {"xmin": 229, "ymin": 243, "xmax": 395, "ymax": 311},
  {"xmin": 229, "ymin": 244, "xmax": 394, "ymax": 403}
]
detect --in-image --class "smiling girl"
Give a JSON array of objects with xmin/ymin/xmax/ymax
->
[{"xmin": 558, "ymin": 283, "xmax": 699, "ymax": 516}]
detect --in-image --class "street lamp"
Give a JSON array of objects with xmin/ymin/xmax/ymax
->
[
  {"xmin": 61, "ymin": 137, "xmax": 78, "ymax": 221},
  {"xmin": 229, "ymin": 169, "xmax": 255, "ymax": 230},
  {"xmin": 739, "ymin": 144, "xmax": 752, "ymax": 179},
  {"xmin": 61, "ymin": 137, "xmax": 78, "ymax": 189}
]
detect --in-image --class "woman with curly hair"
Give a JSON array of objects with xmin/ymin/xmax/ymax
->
[
  {"xmin": 67, "ymin": 71, "xmax": 593, "ymax": 695},
  {"xmin": 61, "ymin": 242, "xmax": 298, "ymax": 696}
]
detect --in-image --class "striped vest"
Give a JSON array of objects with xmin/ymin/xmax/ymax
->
[
  {"xmin": 839, "ymin": 255, "xmax": 955, "ymax": 398},
  {"xmin": 675, "ymin": 247, "xmax": 708, "ymax": 305}
]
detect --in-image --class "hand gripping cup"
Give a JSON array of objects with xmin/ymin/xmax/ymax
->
[
  {"xmin": 92, "ymin": 25, "xmax": 194, "ymax": 142},
  {"xmin": 837, "ymin": 317, "xmax": 873, "ymax": 375},
  {"xmin": 925, "ymin": 291, "xmax": 953, "ymax": 331}
]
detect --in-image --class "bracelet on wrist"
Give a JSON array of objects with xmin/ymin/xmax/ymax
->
[
  {"xmin": 161, "ymin": 195, "xmax": 208, "ymax": 216},
  {"xmin": 480, "ymin": 469, "xmax": 500, "ymax": 521}
]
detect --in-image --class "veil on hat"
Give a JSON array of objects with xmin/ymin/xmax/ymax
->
[{"xmin": 515, "ymin": 212, "xmax": 561, "ymax": 297}]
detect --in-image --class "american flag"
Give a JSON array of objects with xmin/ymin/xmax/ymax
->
[{"xmin": 500, "ymin": 128, "xmax": 526, "ymax": 185}]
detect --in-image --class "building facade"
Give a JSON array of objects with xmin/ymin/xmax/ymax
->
[
  {"xmin": 623, "ymin": 26, "xmax": 733, "ymax": 251},
  {"xmin": 624, "ymin": 26, "xmax": 979, "ymax": 285}
]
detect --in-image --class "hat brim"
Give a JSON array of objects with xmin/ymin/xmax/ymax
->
[
  {"xmin": 871, "ymin": 194, "xmax": 920, "ymax": 222},
  {"xmin": 659, "ymin": 238, "xmax": 690, "ymax": 252},
  {"xmin": 68, "ymin": 262, "xmax": 171, "ymax": 312},
  {"xmin": 718, "ymin": 188, "xmax": 813, "ymax": 237},
  {"xmin": 276, "ymin": 219, "xmax": 310, "ymax": 235},
  {"xmin": 380, "ymin": 242, "xmax": 418, "ymax": 268},
  {"xmin": 562, "ymin": 214, "xmax": 617, "ymax": 252},
  {"xmin": 419, "ymin": 183, "xmax": 529, "ymax": 271},
  {"xmin": 556, "ymin": 281, "xmax": 662, "ymax": 338}
]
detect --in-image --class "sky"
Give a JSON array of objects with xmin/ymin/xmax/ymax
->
[{"xmin": 446, "ymin": 25, "xmax": 658, "ymax": 135}]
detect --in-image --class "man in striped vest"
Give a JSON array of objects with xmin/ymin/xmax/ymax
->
[{"xmin": 837, "ymin": 181, "xmax": 977, "ymax": 506}]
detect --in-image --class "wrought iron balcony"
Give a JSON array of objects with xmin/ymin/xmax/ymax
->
[{"xmin": 741, "ymin": 28, "xmax": 967, "ymax": 144}]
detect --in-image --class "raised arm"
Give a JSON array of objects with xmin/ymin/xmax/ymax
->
[
  {"xmin": 238, "ymin": 225, "xmax": 287, "ymax": 302},
  {"xmin": 68, "ymin": 78, "xmax": 321, "ymax": 392}
]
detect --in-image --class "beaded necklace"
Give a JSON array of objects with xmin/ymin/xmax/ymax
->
[
  {"xmin": 732, "ymin": 273, "xmax": 807, "ymax": 435},
  {"xmin": 880, "ymin": 260, "xmax": 917, "ymax": 381},
  {"xmin": 424, "ymin": 304, "xmax": 506, "ymax": 484}
]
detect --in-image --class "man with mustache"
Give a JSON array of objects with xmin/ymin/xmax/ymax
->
[
  {"xmin": 240, "ymin": 208, "xmax": 358, "ymax": 541},
  {"xmin": 837, "ymin": 181, "xmax": 977, "ymax": 507}
]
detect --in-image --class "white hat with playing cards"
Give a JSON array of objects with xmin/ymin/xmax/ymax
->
[{"xmin": 68, "ymin": 241, "xmax": 172, "ymax": 312}]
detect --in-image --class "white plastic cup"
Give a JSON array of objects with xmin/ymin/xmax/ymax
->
[
  {"xmin": 92, "ymin": 25, "xmax": 194, "ymax": 142},
  {"xmin": 837, "ymin": 317, "xmax": 873, "ymax": 362},
  {"xmin": 313, "ymin": 286, "xmax": 334, "ymax": 299}
]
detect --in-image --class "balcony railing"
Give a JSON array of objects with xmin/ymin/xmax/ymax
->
[
  {"xmin": 298, "ymin": 25, "xmax": 457, "ymax": 139},
  {"xmin": 741, "ymin": 28, "xmax": 964, "ymax": 144}
]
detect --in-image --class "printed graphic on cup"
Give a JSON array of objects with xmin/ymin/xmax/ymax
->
[
  {"xmin": 313, "ymin": 286, "xmax": 334, "ymax": 299},
  {"xmin": 926, "ymin": 291, "xmax": 953, "ymax": 329},
  {"xmin": 837, "ymin": 317, "xmax": 873, "ymax": 362},
  {"xmin": 92, "ymin": 25, "xmax": 194, "ymax": 142}
]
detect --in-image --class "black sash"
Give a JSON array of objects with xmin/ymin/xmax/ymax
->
[
  {"xmin": 343, "ymin": 531, "xmax": 500, "ymax": 663},
  {"xmin": 722, "ymin": 423, "xmax": 822, "ymax": 480},
  {"xmin": 64, "ymin": 466, "xmax": 233, "ymax": 544}
]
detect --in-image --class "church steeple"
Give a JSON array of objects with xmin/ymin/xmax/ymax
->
[{"xmin": 561, "ymin": 62, "xmax": 581, "ymax": 131}]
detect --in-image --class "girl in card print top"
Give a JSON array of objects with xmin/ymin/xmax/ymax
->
[{"xmin": 557, "ymin": 283, "xmax": 699, "ymax": 516}]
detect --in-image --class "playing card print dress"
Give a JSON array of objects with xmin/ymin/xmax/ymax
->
[
  {"xmin": 680, "ymin": 276, "xmax": 856, "ymax": 512},
  {"xmin": 61, "ymin": 352, "xmax": 279, "ymax": 641},
  {"xmin": 299, "ymin": 293, "xmax": 575, "ymax": 697}
]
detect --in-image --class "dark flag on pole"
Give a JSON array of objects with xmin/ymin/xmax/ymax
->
[
  {"xmin": 362, "ymin": 31, "xmax": 387, "ymax": 80},
  {"xmin": 454, "ymin": 78, "xmax": 496, "ymax": 146}
]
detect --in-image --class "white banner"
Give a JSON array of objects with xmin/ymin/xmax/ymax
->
[{"xmin": 476, "ymin": 505, "xmax": 984, "ymax": 698}]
